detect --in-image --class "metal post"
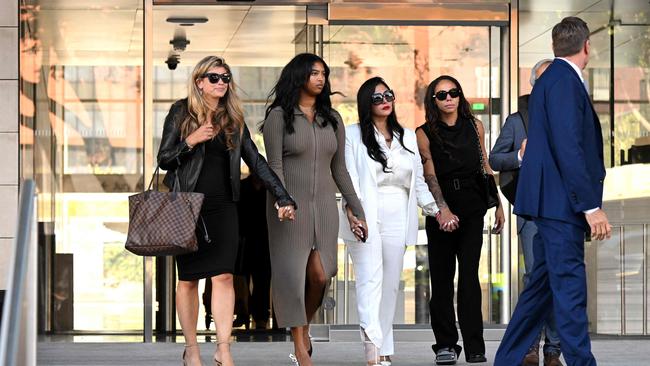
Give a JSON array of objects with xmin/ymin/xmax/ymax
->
[
  {"xmin": 166, "ymin": 256, "xmax": 176, "ymax": 333},
  {"xmin": 0, "ymin": 180, "xmax": 37, "ymax": 366},
  {"xmin": 499, "ymin": 25, "xmax": 511, "ymax": 324},
  {"xmin": 487, "ymin": 26, "xmax": 494, "ymax": 324},
  {"xmin": 609, "ymin": 24, "xmax": 615, "ymax": 167},
  {"xmin": 316, "ymin": 25, "xmax": 324, "ymax": 57},
  {"xmin": 143, "ymin": 0, "xmax": 154, "ymax": 343},
  {"xmin": 641, "ymin": 224, "xmax": 648, "ymax": 335},
  {"xmin": 343, "ymin": 245, "xmax": 349, "ymax": 324},
  {"xmin": 619, "ymin": 226, "xmax": 626, "ymax": 334}
]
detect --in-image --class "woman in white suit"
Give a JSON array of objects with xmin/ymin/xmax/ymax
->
[{"xmin": 340, "ymin": 77, "xmax": 439, "ymax": 366}]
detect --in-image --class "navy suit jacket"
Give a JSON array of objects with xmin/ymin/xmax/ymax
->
[
  {"xmin": 489, "ymin": 102, "xmax": 528, "ymax": 232},
  {"xmin": 489, "ymin": 105, "xmax": 528, "ymax": 174},
  {"xmin": 514, "ymin": 59, "xmax": 605, "ymax": 228}
]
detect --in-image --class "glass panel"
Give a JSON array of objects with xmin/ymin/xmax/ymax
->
[
  {"xmin": 614, "ymin": 26, "xmax": 650, "ymax": 168},
  {"xmin": 20, "ymin": 1, "xmax": 144, "ymax": 331},
  {"xmin": 324, "ymin": 24, "xmax": 500, "ymax": 324},
  {"xmin": 519, "ymin": 1, "xmax": 650, "ymax": 336},
  {"xmin": 623, "ymin": 225, "xmax": 644, "ymax": 334},
  {"xmin": 587, "ymin": 28, "xmax": 613, "ymax": 168},
  {"xmin": 597, "ymin": 227, "xmax": 622, "ymax": 334}
]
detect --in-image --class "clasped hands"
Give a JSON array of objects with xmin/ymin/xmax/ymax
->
[
  {"xmin": 436, "ymin": 207, "xmax": 460, "ymax": 232},
  {"xmin": 435, "ymin": 205, "xmax": 505, "ymax": 234},
  {"xmin": 277, "ymin": 204, "xmax": 296, "ymax": 222}
]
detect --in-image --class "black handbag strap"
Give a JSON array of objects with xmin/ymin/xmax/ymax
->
[
  {"xmin": 469, "ymin": 119, "xmax": 488, "ymax": 175},
  {"xmin": 146, "ymin": 165, "xmax": 181, "ymax": 192},
  {"xmin": 146, "ymin": 166, "xmax": 161, "ymax": 191}
]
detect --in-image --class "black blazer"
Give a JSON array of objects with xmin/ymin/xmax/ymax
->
[{"xmin": 157, "ymin": 98, "xmax": 295, "ymax": 208}]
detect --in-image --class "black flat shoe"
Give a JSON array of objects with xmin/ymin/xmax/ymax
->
[
  {"xmin": 435, "ymin": 347, "xmax": 457, "ymax": 365},
  {"xmin": 232, "ymin": 316, "xmax": 249, "ymax": 329},
  {"xmin": 307, "ymin": 339, "xmax": 313, "ymax": 357},
  {"xmin": 467, "ymin": 353, "xmax": 487, "ymax": 363}
]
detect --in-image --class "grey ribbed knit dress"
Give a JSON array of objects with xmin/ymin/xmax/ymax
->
[{"xmin": 263, "ymin": 106, "xmax": 365, "ymax": 327}]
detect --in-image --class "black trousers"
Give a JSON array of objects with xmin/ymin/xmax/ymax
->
[{"xmin": 426, "ymin": 214, "xmax": 485, "ymax": 357}]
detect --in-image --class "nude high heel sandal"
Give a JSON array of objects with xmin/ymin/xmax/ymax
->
[
  {"xmin": 182, "ymin": 344, "xmax": 199, "ymax": 366},
  {"xmin": 213, "ymin": 341, "xmax": 229, "ymax": 366}
]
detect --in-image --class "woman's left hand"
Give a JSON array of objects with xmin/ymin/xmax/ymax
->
[
  {"xmin": 278, "ymin": 204, "xmax": 296, "ymax": 222},
  {"xmin": 346, "ymin": 206, "xmax": 368, "ymax": 242},
  {"xmin": 493, "ymin": 204, "xmax": 505, "ymax": 234}
]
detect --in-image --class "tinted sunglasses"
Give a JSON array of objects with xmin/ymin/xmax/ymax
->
[
  {"xmin": 201, "ymin": 72, "xmax": 231, "ymax": 84},
  {"xmin": 434, "ymin": 88, "xmax": 461, "ymax": 101},
  {"xmin": 371, "ymin": 90, "xmax": 396, "ymax": 105}
]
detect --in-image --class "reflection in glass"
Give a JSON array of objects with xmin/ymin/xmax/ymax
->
[{"xmin": 20, "ymin": 1, "xmax": 144, "ymax": 331}]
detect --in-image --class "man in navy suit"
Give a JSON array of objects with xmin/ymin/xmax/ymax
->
[
  {"xmin": 490, "ymin": 58, "xmax": 564, "ymax": 366},
  {"xmin": 494, "ymin": 17, "xmax": 612, "ymax": 366}
]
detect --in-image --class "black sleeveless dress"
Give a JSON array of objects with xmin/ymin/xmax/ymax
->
[
  {"xmin": 175, "ymin": 133, "xmax": 239, "ymax": 281},
  {"xmin": 418, "ymin": 117, "xmax": 487, "ymax": 218}
]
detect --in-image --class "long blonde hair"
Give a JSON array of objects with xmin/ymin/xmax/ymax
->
[{"xmin": 181, "ymin": 55, "xmax": 244, "ymax": 150}]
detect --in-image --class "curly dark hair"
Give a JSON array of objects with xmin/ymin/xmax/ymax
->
[
  {"xmin": 424, "ymin": 75, "xmax": 475, "ymax": 155},
  {"xmin": 357, "ymin": 77, "xmax": 413, "ymax": 173},
  {"xmin": 261, "ymin": 53, "xmax": 338, "ymax": 134}
]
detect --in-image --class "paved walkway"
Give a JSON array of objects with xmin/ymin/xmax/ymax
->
[{"xmin": 38, "ymin": 339, "xmax": 650, "ymax": 365}]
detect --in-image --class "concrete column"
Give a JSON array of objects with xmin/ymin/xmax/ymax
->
[{"xmin": 0, "ymin": 0, "xmax": 20, "ymax": 290}]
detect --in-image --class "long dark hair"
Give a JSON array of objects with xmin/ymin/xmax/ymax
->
[
  {"xmin": 261, "ymin": 53, "xmax": 338, "ymax": 133},
  {"xmin": 424, "ymin": 75, "xmax": 475, "ymax": 155},
  {"xmin": 357, "ymin": 77, "xmax": 413, "ymax": 173}
]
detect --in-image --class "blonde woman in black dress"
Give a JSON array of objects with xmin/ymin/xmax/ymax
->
[{"xmin": 158, "ymin": 56, "xmax": 296, "ymax": 366}]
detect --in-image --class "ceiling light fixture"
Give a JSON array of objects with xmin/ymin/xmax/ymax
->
[{"xmin": 166, "ymin": 17, "xmax": 209, "ymax": 27}]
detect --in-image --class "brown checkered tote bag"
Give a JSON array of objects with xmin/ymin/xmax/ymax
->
[{"xmin": 125, "ymin": 167, "xmax": 204, "ymax": 256}]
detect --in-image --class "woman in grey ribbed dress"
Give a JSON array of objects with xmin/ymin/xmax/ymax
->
[{"xmin": 262, "ymin": 53, "xmax": 367, "ymax": 366}]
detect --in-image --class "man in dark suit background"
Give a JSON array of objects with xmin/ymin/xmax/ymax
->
[
  {"xmin": 490, "ymin": 58, "xmax": 564, "ymax": 366},
  {"xmin": 494, "ymin": 17, "xmax": 612, "ymax": 366}
]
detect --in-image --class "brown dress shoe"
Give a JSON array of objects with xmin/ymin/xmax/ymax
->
[
  {"xmin": 522, "ymin": 344, "xmax": 539, "ymax": 366},
  {"xmin": 544, "ymin": 352, "xmax": 563, "ymax": 366}
]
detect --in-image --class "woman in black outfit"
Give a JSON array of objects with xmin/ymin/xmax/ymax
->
[
  {"xmin": 158, "ymin": 55, "xmax": 296, "ymax": 366},
  {"xmin": 415, "ymin": 75, "xmax": 504, "ymax": 365}
]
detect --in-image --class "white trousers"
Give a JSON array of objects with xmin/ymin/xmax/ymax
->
[{"xmin": 347, "ymin": 187, "xmax": 408, "ymax": 356}]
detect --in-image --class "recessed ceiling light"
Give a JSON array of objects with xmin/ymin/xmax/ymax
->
[{"xmin": 166, "ymin": 17, "xmax": 208, "ymax": 25}]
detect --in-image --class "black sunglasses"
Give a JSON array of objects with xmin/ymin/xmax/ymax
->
[
  {"xmin": 201, "ymin": 72, "xmax": 231, "ymax": 84},
  {"xmin": 371, "ymin": 90, "xmax": 396, "ymax": 105},
  {"xmin": 434, "ymin": 88, "xmax": 461, "ymax": 101}
]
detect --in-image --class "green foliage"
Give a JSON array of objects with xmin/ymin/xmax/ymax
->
[{"xmin": 103, "ymin": 244, "xmax": 143, "ymax": 285}]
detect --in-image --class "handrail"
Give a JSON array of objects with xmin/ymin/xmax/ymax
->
[{"xmin": 0, "ymin": 180, "xmax": 37, "ymax": 366}]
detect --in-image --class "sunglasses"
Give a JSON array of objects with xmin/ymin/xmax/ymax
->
[
  {"xmin": 201, "ymin": 72, "xmax": 231, "ymax": 84},
  {"xmin": 371, "ymin": 90, "xmax": 396, "ymax": 105},
  {"xmin": 434, "ymin": 88, "xmax": 461, "ymax": 101}
]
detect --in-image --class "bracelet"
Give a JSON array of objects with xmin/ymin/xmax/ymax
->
[{"xmin": 185, "ymin": 140, "xmax": 194, "ymax": 150}]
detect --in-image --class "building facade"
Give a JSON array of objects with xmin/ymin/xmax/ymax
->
[{"xmin": 2, "ymin": 0, "xmax": 649, "ymax": 338}]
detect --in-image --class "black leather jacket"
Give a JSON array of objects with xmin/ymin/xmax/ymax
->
[{"xmin": 157, "ymin": 99, "xmax": 295, "ymax": 208}]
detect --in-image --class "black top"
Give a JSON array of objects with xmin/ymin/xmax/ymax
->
[
  {"xmin": 418, "ymin": 117, "xmax": 486, "ymax": 217},
  {"xmin": 194, "ymin": 132, "xmax": 232, "ymax": 200}
]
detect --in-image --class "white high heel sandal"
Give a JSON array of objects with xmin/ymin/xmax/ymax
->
[{"xmin": 361, "ymin": 329, "xmax": 381, "ymax": 366}]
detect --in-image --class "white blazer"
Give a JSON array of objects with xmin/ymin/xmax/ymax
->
[{"xmin": 339, "ymin": 123, "xmax": 437, "ymax": 244}]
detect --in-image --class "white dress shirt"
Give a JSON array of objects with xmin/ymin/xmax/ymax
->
[
  {"xmin": 374, "ymin": 128, "xmax": 437, "ymax": 215},
  {"xmin": 375, "ymin": 129, "xmax": 412, "ymax": 190}
]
